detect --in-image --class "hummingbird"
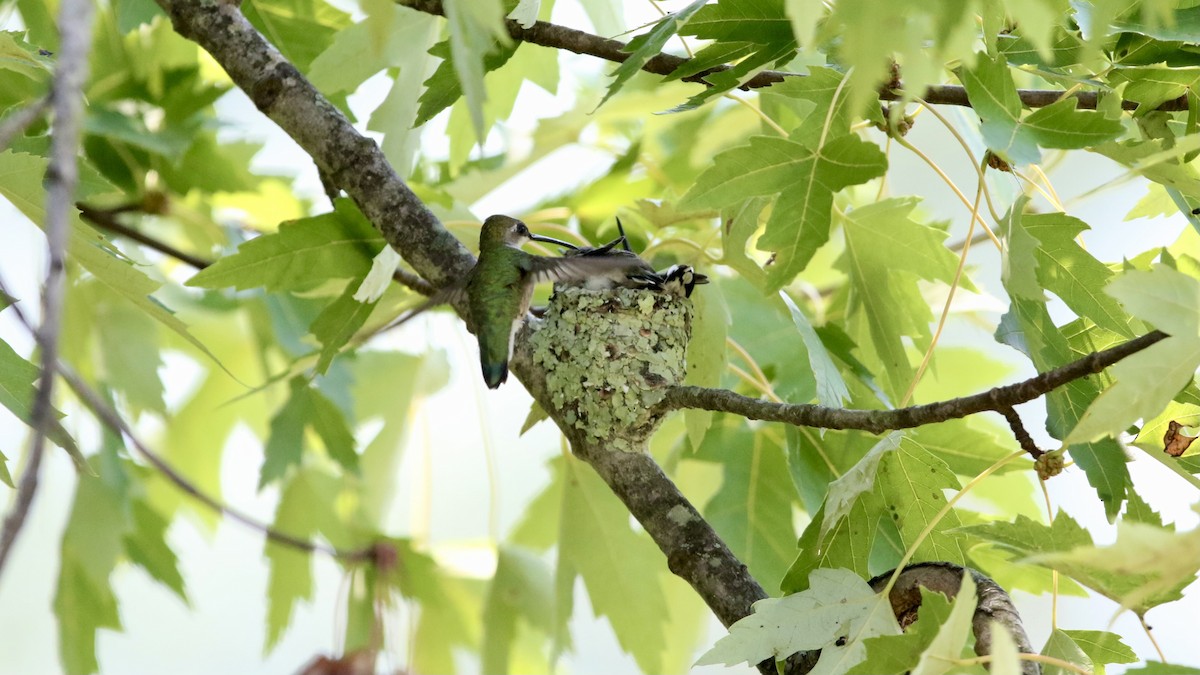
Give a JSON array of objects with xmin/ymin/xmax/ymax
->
[{"xmin": 382, "ymin": 215, "xmax": 638, "ymax": 389}]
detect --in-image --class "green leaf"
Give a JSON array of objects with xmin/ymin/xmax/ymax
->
[
  {"xmin": 54, "ymin": 449, "xmax": 132, "ymax": 675},
  {"xmin": 95, "ymin": 295, "xmax": 166, "ymax": 414},
  {"xmin": 782, "ymin": 291, "xmax": 849, "ymax": 407},
  {"xmin": 697, "ymin": 568, "xmax": 901, "ymax": 668},
  {"xmin": 0, "ymin": 449, "xmax": 12, "ymax": 488},
  {"xmin": 1108, "ymin": 265, "xmax": 1200, "ymax": 336},
  {"xmin": 1126, "ymin": 663, "xmax": 1200, "ymax": 675},
  {"xmin": 841, "ymin": 198, "xmax": 961, "ymax": 397},
  {"xmin": 482, "ymin": 546, "xmax": 555, "ymax": 674},
  {"xmin": 0, "ymin": 31, "xmax": 53, "ymax": 82},
  {"xmin": 1066, "ymin": 336, "xmax": 1200, "ymax": 444},
  {"xmin": 597, "ymin": 0, "xmax": 709, "ymax": 108},
  {"xmin": 1110, "ymin": 66, "xmax": 1200, "ymax": 112},
  {"xmin": 414, "ymin": 39, "xmax": 520, "ymax": 129},
  {"xmin": 682, "ymin": 135, "xmax": 887, "ymax": 288},
  {"xmin": 1041, "ymin": 629, "xmax": 1094, "ymax": 675},
  {"xmin": 242, "ymin": 0, "xmax": 351, "ymax": 73},
  {"xmin": 1022, "ymin": 212, "xmax": 1133, "ymax": 337},
  {"xmin": 694, "ymin": 417, "xmax": 801, "ymax": 588},
  {"xmin": 964, "ymin": 512, "xmax": 1190, "ymax": 613},
  {"xmin": 264, "ymin": 469, "xmax": 344, "ymax": 651},
  {"xmin": 260, "ymin": 377, "xmax": 359, "ymax": 487},
  {"xmin": 683, "ymin": 285, "xmax": 729, "ymax": 447},
  {"xmin": 785, "ymin": 436, "xmax": 968, "ymax": 592},
  {"xmin": 559, "ymin": 457, "xmax": 669, "ymax": 674},
  {"xmin": 1023, "ymin": 97, "xmax": 1124, "ymax": 148},
  {"xmin": 959, "ymin": 52, "xmax": 1041, "ymax": 165},
  {"xmin": 310, "ymin": 281, "xmax": 377, "ymax": 375},
  {"xmin": 367, "ymin": 9, "xmax": 440, "ymax": 175},
  {"xmin": 1026, "ymin": 517, "xmax": 1199, "ymax": 613},
  {"xmin": 996, "ymin": 297, "xmax": 1130, "ymax": 517},
  {"xmin": 850, "ymin": 586, "xmax": 954, "ymax": 675},
  {"xmin": 911, "ymin": 573, "xmax": 977, "ymax": 675},
  {"xmin": 260, "ymin": 377, "xmax": 310, "ymax": 488},
  {"xmin": 1066, "ymin": 267, "xmax": 1200, "ymax": 444},
  {"xmin": 0, "ymin": 333, "xmax": 85, "ymax": 470},
  {"xmin": 1061, "ymin": 629, "xmax": 1137, "ymax": 672},
  {"xmin": 0, "ymin": 150, "xmax": 237, "ymax": 385},
  {"xmin": 122, "ymin": 500, "xmax": 187, "ymax": 601},
  {"xmin": 909, "ymin": 419, "xmax": 1028, "ymax": 477},
  {"xmin": 1092, "ymin": 139, "xmax": 1200, "ymax": 204},
  {"xmin": 443, "ymin": 0, "xmax": 512, "ymax": 139},
  {"xmin": 187, "ymin": 199, "xmax": 385, "ymax": 292}
]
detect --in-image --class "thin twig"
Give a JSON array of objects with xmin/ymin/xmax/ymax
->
[
  {"xmin": 0, "ymin": 96, "xmax": 50, "ymax": 153},
  {"xmin": 77, "ymin": 201, "xmax": 214, "ymax": 269},
  {"xmin": 998, "ymin": 406, "xmax": 1045, "ymax": 459},
  {"xmin": 395, "ymin": 0, "xmax": 1183, "ymax": 112},
  {"xmin": 58, "ymin": 366, "xmax": 376, "ymax": 562},
  {"xmin": 0, "ymin": 0, "xmax": 95, "ymax": 580},
  {"xmin": 658, "ymin": 331, "xmax": 1168, "ymax": 433},
  {"xmin": 77, "ymin": 200, "xmax": 437, "ymax": 296}
]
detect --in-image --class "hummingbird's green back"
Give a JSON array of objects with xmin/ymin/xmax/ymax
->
[{"xmin": 467, "ymin": 243, "xmax": 534, "ymax": 388}]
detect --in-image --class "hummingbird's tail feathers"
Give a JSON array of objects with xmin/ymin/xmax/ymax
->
[
  {"xmin": 614, "ymin": 217, "xmax": 634, "ymax": 251},
  {"xmin": 660, "ymin": 265, "xmax": 709, "ymax": 297},
  {"xmin": 481, "ymin": 361, "xmax": 508, "ymax": 389}
]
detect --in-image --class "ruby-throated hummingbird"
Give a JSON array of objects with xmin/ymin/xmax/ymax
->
[{"xmin": 384, "ymin": 215, "xmax": 640, "ymax": 389}]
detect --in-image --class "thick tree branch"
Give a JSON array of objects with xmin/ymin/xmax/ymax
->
[
  {"xmin": 0, "ymin": 0, "xmax": 94, "ymax": 580},
  {"xmin": 659, "ymin": 331, "xmax": 1167, "ymax": 433},
  {"xmin": 154, "ymin": 0, "xmax": 777, "ymax": 654},
  {"xmin": 155, "ymin": 0, "xmax": 472, "ymax": 293},
  {"xmin": 869, "ymin": 562, "xmax": 1040, "ymax": 675},
  {"xmin": 396, "ymin": 0, "xmax": 1180, "ymax": 113}
]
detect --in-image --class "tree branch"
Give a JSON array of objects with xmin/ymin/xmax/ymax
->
[
  {"xmin": 155, "ymin": 0, "xmax": 774, "ymax": 653},
  {"xmin": 395, "ymin": 0, "xmax": 1180, "ymax": 113},
  {"xmin": 0, "ymin": 0, "xmax": 94, "ymax": 580},
  {"xmin": 155, "ymin": 0, "xmax": 473, "ymax": 293},
  {"xmin": 659, "ymin": 331, "xmax": 1168, "ymax": 433},
  {"xmin": 869, "ymin": 562, "xmax": 1040, "ymax": 675}
]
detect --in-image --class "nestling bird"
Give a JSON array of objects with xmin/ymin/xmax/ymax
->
[
  {"xmin": 559, "ymin": 218, "xmax": 710, "ymax": 297},
  {"xmin": 383, "ymin": 215, "xmax": 639, "ymax": 389}
]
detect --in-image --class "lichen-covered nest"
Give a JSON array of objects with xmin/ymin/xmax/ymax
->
[{"xmin": 529, "ymin": 285, "xmax": 692, "ymax": 452}]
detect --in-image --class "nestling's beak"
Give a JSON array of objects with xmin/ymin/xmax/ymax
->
[{"xmin": 529, "ymin": 233, "xmax": 578, "ymax": 249}]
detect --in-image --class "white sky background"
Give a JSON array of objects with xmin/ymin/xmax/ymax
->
[{"xmin": 1, "ymin": 1, "xmax": 1199, "ymax": 673}]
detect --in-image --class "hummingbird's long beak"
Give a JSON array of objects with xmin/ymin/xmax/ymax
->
[{"xmin": 529, "ymin": 233, "xmax": 578, "ymax": 250}]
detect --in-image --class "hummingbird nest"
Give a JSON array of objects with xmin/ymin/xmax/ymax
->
[{"xmin": 529, "ymin": 285, "xmax": 692, "ymax": 452}]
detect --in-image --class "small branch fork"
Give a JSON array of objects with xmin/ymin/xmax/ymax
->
[
  {"xmin": 657, "ymin": 330, "xmax": 1167, "ymax": 434},
  {"xmin": 395, "ymin": 0, "xmax": 1181, "ymax": 112}
]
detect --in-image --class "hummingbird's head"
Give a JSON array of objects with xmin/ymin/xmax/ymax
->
[{"xmin": 480, "ymin": 215, "xmax": 576, "ymax": 250}]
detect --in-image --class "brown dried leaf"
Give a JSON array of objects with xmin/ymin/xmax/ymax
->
[{"xmin": 1163, "ymin": 420, "xmax": 1197, "ymax": 458}]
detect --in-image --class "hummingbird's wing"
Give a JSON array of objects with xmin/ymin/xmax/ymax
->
[
  {"xmin": 379, "ymin": 284, "xmax": 466, "ymax": 333},
  {"xmin": 522, "ymin": 254, "xmax": 646, "ymax": 285}
]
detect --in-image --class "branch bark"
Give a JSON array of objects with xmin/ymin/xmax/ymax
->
[
  {"xmin": 659, "ymin": 330, "xmax": 1167, "ymax": 433},
  {"xmin": 869, "ymin": 562, "xmax": 1040, "ymax": 675},
  {"xmin": 0, "ymin": 0, "xmax": 94, "ymax": 579},
  {"xmin": 395, "ymin": 0, "xmax": 1181, "ymax": 112}
]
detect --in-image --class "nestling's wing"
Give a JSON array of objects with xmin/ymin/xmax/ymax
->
[
  {"xmin": 523, "ymin": 254, "xmax": 645, "ymax": 285},
  {"xmin": 379, "ymin": 284, "xmax": 466, "ymax": 333}
]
